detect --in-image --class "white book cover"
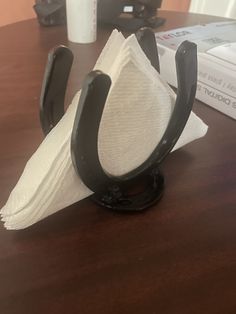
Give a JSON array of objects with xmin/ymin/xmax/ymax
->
[{"xmin": 155, "ymin": 21, "xmax": 236, "ymax": 120}]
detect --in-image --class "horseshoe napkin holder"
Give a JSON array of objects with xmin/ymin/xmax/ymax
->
[{"xmin": 40, "ymin": 28, "xmax": 197, "ymax": 212}]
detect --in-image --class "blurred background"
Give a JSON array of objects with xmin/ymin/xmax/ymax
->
[{"xmin": 0, "ymin": 0, "xmax": 235, "ymax": 27}]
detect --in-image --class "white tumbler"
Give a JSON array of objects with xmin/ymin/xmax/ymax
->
[{"xmin": 66, "ymin": 0, "xmax": 97, "ymax": 44}]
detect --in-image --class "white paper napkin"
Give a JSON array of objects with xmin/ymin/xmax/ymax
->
[{"xmin": 1, "ymin": 30, "xmax": 208, "ymax": 230}]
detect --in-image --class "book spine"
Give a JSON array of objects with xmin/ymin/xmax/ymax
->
[
  {"xmin": 196, "ymin": 81, "xmax": 236, "ymax": 119},
  {"xmin": 197, "ymin": 57, "xmax": 236, "ymax": 119}
]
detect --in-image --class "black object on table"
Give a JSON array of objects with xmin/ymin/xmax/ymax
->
[{"xmin": 40, "ymin": 28, "xmax": 197, "ymax": 212}]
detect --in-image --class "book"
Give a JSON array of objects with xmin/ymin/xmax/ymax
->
[{"xmin": 155, "ymin": 21, "xmax": 236, "ymax": 120}]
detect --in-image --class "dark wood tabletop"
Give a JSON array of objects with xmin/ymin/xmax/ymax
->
[{"xmin": 0, "ymin": 10, "xmax": 235, "ymax": 314}]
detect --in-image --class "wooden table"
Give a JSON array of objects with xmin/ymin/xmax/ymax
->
[{"xmin": 0, "ymin": 10, "xmax": 235, "ymax": 314}]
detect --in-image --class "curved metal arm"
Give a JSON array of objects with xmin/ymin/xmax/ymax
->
[
  {"xmin": 135, "ymin": 27, "xmax": 160, "ymax": 73},
  {"xmin": 71, "ymin": 71, "xmax": 112, "ymax": 192},
  {"xmin": 151, "ymin": 40, "xmax": 197, "ymax": 165},
  {"xmin": 40, "ymin": 45, "xmax": 73, "ymax": 135}
]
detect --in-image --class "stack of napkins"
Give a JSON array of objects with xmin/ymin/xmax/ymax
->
[{"xmin": 1, "ymin": 30, "xmax": 208, "ymax": 230}]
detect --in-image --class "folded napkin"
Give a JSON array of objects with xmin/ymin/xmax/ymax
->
[{"xmin": 1, "ymin": 30, "xmax": 208, "ymax": 230}]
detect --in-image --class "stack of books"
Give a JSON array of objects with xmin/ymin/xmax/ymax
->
[{"xmin": 156, "ymin": 21, "xmax": 236, "ymax": 120}]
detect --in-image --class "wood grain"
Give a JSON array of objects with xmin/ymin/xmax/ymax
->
[{"xmin": 0, "ymin": 11, "xmax": 235, "ymax": 314}]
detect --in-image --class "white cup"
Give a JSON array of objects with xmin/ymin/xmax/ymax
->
[{"xmin": 66, "ymin": 0, "xmax": 97, "ymax": 44}]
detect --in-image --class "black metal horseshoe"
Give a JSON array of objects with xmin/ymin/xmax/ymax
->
[{"xmin": 40, "ymin": 28, "xmax": 197, "ymax": 212}]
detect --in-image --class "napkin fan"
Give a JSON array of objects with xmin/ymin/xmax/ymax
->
[{"xmin": 40, "ymin": 28, "xmax": 197, "ymax": 212}]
